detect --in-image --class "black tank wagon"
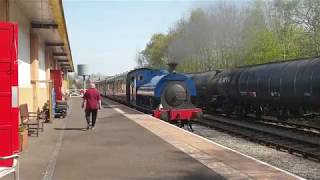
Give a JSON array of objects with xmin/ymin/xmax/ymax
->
[
  {"xmin": 191, "ymin": 57, "xmax": 320, "ymax": 120},
  {"xmin": 188, "ymin": 70, "xmax": 221, "ymax": 109}
]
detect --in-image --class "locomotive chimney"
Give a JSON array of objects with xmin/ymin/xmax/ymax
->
[{"xmin": 167, "ymin": 62, "xmax": 178, "ymax": 73}]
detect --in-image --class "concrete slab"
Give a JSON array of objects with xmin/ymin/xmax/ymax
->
[{"xmin": 51, "ymin": 98, "xmax": 223, "ymax": 180}]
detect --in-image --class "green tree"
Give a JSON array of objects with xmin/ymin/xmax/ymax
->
[
  {"xmin": 141, "ymin": 33, "xmax": 170, "ymax": 68},
  {"xmin": 245, "ymin": 30, "xmax": 282, "ymax": 64}
]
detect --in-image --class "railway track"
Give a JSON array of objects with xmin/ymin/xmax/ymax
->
[
  {"xmin": 195, "ymin": 114, "xmax": 320, "ymax": 162},
  {"xmin": 255, "ymin": 117, "xmax": 320, "ymax": 134},
  {"xmin": 205, "ymin": 110, "xmax": 320, "ymax": 134},
  {"xmin": 225, "ymin": 115, "xmax": 320, "ymax": 144}
]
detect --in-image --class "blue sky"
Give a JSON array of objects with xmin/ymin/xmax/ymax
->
[{"xmin": 63, "ymin": 0, "xmax": 205, "ymax": 75}]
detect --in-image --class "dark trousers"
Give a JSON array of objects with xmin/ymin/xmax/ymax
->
[{"xmin": 85, "ymin": 109, "xmax": 98, "ymax": 127}]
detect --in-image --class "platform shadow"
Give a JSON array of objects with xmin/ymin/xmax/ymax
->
[
  {"xmin": 102, "ymin": 105, "xmax": 112, "ymax": 108},
  {"xmin": 54, "ymin": 127, "xmax": 87, "ymax": 131}
]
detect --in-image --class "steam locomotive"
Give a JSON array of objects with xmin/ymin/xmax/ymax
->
[
  {"xmin": 95, "ymin": 63, "xmax": 201, "ymax": 128},
  {"xmin": 190, "ymin": 57, "xmax": 320, "ymax": 120}
]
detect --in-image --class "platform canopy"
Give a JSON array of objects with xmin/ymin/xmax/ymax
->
[{"xmin": 18, "ymin": 0, "xmax": 74, "ymax": 72}]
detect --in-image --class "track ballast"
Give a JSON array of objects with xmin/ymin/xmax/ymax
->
[{"xmin": 195, "ymin": 114, "xmax": 320, "ymax": 162}]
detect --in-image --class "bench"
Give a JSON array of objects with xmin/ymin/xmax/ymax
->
[
  {"xmin": 0, "ymin": 154, "xmax": 19, "ymax": 180},
  {"xmin": 20, "ymin": 104, "xmax": 44, "ymax": 137}
]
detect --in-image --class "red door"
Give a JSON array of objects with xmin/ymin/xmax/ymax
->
[
  {"xmin": 0, "ymin": 23, "xmax": 19, "ymax": 167},
  {"xmin": 51, "ymin": 70, "xmax": 63, "ymax": 101}
]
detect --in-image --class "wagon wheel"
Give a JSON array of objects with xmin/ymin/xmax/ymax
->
[
  {"xmin": 277, "ymin": 108, "xmax": 288, "ymax": 121},
  {"xmin": 256, "ymin": 106, "xmax": 263, "ymax": 119}
]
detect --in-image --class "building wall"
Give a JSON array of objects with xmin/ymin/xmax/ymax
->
[
  {"xmin": 62, "ymin": 79, "xmax": 69, "ymax": 96},
  {"xmin": 10, "ymin": 1, "xmax": 31, "ymax": 89},
  {"xmin": 9, "ymin": 1, "xmax": 34, "ymax": 111},
  {"xmin": 37, "ymin": 39, "xmax": 48, "ymax": 108},
  {"xmin": 0, "ymin": 0, "xmax": 9, "ymax": 21},
  {"xmin": 28, "ymin": 34, "xmax": 49, "ymax": 111},
  {"xmin": 39, "ymin": 40, "xmax": 46, "ymax": 87},
  {"xmin": 37, "ymin": 87, "xmax": 48, "ymax": 110},
  {"xmin": 3, "ymin": 0, "xmax": 71, "ymax": 112},
  {"xmin": 45, "ymin": 48, "xmax": 53, "ymax": 80},
  {"xmin": 19, "ymin": 88, "xmax": 33, "ymax": 112},
  {"xmin": 9, "ymin": 2, "xmax": 50, "ymax": 111}
]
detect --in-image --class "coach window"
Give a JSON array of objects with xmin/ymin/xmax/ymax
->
[{"xmin": 139, "ymin": 75, "xmax": 143, "ymax": 81}]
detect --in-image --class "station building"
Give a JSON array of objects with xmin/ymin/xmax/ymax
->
[{"xmin": 0, "ymin": 0, "xmax": 74, "ymax": 112}]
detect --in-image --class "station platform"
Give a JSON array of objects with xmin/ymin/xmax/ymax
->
[{"xmin": 4, "ymin": 97, "xmax": 302, "ymax": 180}]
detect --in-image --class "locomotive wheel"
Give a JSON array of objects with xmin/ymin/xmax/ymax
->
[
  {"xmin": 240, "ymin": 107, "xmax": 248, "ymax": 117},
  {"xmin": 256, "ymin": 111, "xmax": 262, "ymax": 119},
  {"xmin": 222, "ymin": 103, "xmax": 234, "ymax": 117},
  {"xmin": 177, "ymin": 120, "xmax": 184, "ymax": 128},
  {"xmin": 188, "ymin": 120, "xmax": 193, "ymax": 132},
  {"xmin": 195, "ymin": 111, "xmax": 203, "ymax": 119},
  {"xmin": 160, "ymin": 112, "xmax": 169, "ymax": 121}
]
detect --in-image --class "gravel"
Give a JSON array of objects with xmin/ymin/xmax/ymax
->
[{"xmin": 191, "ymin": 124, "xmax": 320, "ymax": 180}]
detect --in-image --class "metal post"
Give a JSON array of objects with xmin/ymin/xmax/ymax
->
[
  {"xmin": 83, "ymin": 75, "xmax": 86, "ymax": 90},
  {"xmin": 48, "ymin": 81, "xmax": 53, "ymax": 122}
]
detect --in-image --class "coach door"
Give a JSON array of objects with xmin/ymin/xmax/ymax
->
[
  {"xmin": 0, "ymin": 23, "xmax": 19, "ymax": 166},
  {"xmin": 130, "ymin": 76, "xmax": 136, "ymax": 105}
]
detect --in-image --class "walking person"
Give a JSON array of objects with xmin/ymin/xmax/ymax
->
[{"xmin": 82, "ymin": 82, "xmax": 102, "ymax": 130}]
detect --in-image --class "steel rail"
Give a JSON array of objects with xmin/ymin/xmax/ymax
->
[{"xmin": 195, "ymin": 115, "xmax": 320, "ymax": 162}]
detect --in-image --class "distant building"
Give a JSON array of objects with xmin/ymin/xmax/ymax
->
[{"xmin": 0, "ymin": 0, "xmax": 74, "ymax": 111}]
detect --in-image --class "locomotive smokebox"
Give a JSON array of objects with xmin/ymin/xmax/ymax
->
[
  {"xmin": 168, "ymin": 62, "xmax": 178, "ymax": 73},
  {"xmin": 164, "ymin": 83, "xmax": 187, "ymax": 107}
]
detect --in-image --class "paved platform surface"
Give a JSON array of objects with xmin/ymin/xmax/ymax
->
[
  {"xmin": 4, "ymin": 98, "xmax": 222, "ymax": 180},
  {"xmin": 3, "ymin": 97, "xmax": 302, "ymax": 180}
]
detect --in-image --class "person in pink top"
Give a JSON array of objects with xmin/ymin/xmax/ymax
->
[{"xmin": 82, "ymin": 83, "xmax": 102, "ymax": 130}]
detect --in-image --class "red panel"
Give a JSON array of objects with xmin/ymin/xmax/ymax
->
[
  {"xmin": 153, "ymin": 108, "xmax": 202, "ymax": 122},
  {"xmin": 169, "ymin": 108, "xmax": 202, "ymax": 121},
  {"xmin": 0, "ymin": 22, "xmax": 19, "ymax": 167},
  {"xmin": 0, "ymin": 63, "xmax": 11, "ymax": 92},
  {"xmin": 0, "ymin": 128, "xmax": 12, "ymax": 165},
  {"xmin": 50, "ymin": 70, "xmax": 63, "ymax": 100},
  {"xmin": 0, "ymin": 28, "xmax": 11, "ymax": 60}
]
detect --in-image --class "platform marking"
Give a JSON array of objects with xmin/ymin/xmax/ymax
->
[
  {"xmin": 113, "ymin": 108, "xmax": 125, "ymax": 114},
  {"xmin": 109, "ymin": 100, "xmax": 304, "ymax": 180},
  {"xmin": 42, "ymin": 103, "xmax": 71, "ymax": 180}
]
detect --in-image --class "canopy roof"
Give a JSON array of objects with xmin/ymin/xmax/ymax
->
[{"xmin": 18, "ymin": 0, "xmax": 74, "ymax": 72}]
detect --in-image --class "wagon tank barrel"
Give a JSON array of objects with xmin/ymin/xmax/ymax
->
[{"xmin": 189, "ymin": 56, "xmax": 320, "ymax": 121}]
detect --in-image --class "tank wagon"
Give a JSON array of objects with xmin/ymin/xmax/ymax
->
[
  {"xmin": 190, "ymin": 57, "xmax": 320, "ymax": 120},
  {"xmin": 96, "ymin": 63, "xmax": 202, "ymax": 128},
  {"xmin": 189, "ymin": 70, "xmax": 221, "ymax": 109}
]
